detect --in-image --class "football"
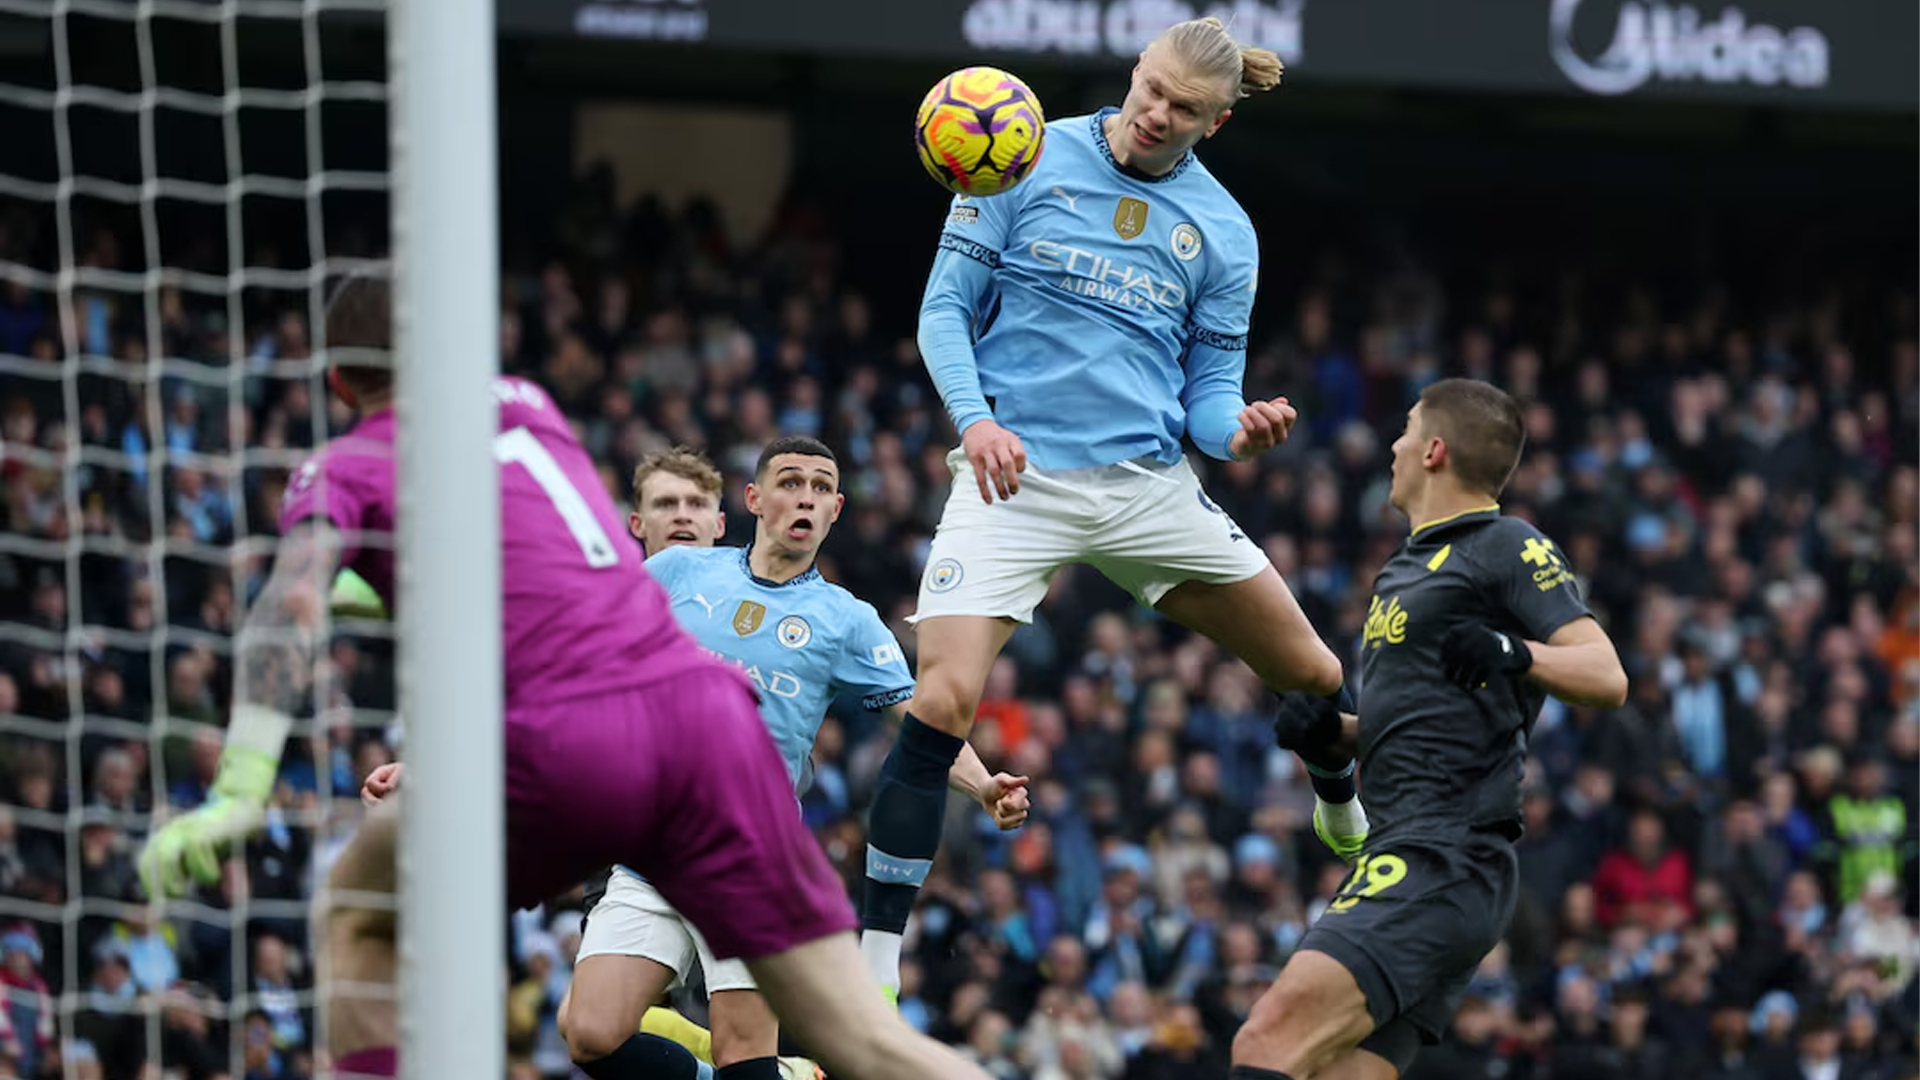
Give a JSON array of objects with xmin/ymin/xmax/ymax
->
[{"xmin": 914, "ymin": 66, "xmax": 1046, "ymax": 197}]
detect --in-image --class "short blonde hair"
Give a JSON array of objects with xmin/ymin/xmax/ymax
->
[
  {"xmin": 1152, "ymin": 16, "xmax": 1284, "ymax": 104},
  {"xmin": 630, "ymin": 446, "xmax": 722, "ymax": 508}
]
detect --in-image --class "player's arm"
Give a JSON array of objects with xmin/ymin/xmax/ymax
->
[
  {"xmin": 236, "ymin": 520, "xmax": 342, "ymax": 720},
  {"xmin": 918, "ymin": 237, "xmax": 997, "ymax": 438},
  {"xmin": 1439, "ymin": 527, "xmax": 1628, "ymax": 708},
  {"xmin": 876, "ymin": 702, "xmax": 1029, "ymax": 830},
  {"xmin": 1513, "ymin": 616, "xmax": 1628, "ymax": 709},
  {"xmin": 919, "ymin": 193, "xmax": 1028, "ymax": 501},
  {"xmin": 1181, "ymin": 230, "xmax": 1292, "ymax": 460},
  {"xmin": 140, "ymin": 521, "xmax": 343, "ymax": 897}
]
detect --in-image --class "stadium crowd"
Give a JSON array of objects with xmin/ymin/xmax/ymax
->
[{"xmin": 0, "ymin": 178, "xmax": 1916, "ymax": 1080}]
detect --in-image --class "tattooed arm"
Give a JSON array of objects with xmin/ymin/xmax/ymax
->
[
  {"xmin": 226, "ymin": 520, "xmax": 345, "ymax": 755},
  {"xmin": 140, "ymin": 520, "xmax": 344, "ymax": 897}
]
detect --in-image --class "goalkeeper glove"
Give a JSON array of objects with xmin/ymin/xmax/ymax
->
[
  {"xmin": 138, "ymin": 736, "xmax": 279, "ymax": 899},
  {"xmin": 330, "ymin": 567, "xmax": 388, "ymax": 620}
]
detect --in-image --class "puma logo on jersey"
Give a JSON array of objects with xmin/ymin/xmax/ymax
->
[
  {"xmin": 691, "ymin": 594, "xmax": 719, "ymax": 618},
  {"xmin": 1051, "ymin": 186, "xmax": 1081, "ymax": 211}
]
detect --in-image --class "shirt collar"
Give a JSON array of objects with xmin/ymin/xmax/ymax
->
[
  {"xmin": 1090, "ymin": 107, "xmax": 1195, "ymax": 184},
  {"xmin": 740, "ymin": 545, "xmax": 820, "ymax": 588}
]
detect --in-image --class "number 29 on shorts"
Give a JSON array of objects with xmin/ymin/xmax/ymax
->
[{"xmin": 1328, "ymin": 852, "xmax": 1408, "ymax": 913}]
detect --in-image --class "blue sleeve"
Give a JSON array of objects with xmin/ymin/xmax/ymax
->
[
  {"xmin": 1182, "ymin": 340, "xmax": 1249, "ymax": 461},
  {"xmin": 1181, "ymin": 221, "xmax": 1260, "ymax": 461},
  {"xmin": 833, "ymin": 601, "xmax": 916, "ymax": 712},
  {"xmin": 917, "ymin": 191, "xmax": 1018, "ymax": 436}
]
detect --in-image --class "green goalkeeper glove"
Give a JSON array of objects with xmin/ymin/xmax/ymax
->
[
  {"xmin": 330, "ymin": 567, "xmax": 388, "ymax": 620},
  {"xmin": 138, "ymin": 742, "xmax": 279, "ymax": 899}
]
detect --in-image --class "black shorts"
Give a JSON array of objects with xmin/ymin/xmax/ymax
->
[{"xmin": 1296, "ymin": 828, "xmax": 1519, "ymax": 1073}]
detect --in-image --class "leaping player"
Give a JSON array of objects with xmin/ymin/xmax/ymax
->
[
  {"xmin": 860, "ymin": 16, "xmax": 1365, "ymax": 1001},
  {"xmin": 135, "ymin": 270, "xmax": 1005, "ymax": 1080},
  {"xmin": 548, "ymin": 443, "xmax": 1029, "ymax": 1080}
]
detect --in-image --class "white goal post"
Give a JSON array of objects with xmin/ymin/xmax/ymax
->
[
  {"xmin": 0, "ymin": 0, "xmax": 502, "ymax": 1074},
  {"xmin": 389, "ymin": 0, "xmax": 503, "ymax": 1078}
]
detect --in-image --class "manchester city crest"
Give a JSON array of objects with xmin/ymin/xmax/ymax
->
[
  {"xmin": 777, "ymin": 615, "xmax": 812, "ymax": 649},
  {"xmin": 928, "ymin": 558, "xmax": 964, "ymax": 592},
  {"xmin": 1171, "ymin": 222, "xmax": 1202, "ymax": 261}
]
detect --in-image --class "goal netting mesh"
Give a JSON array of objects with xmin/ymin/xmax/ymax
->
[{"xmin": 0, "ymin": 1, "xmax": 399, "ymax": 1077}]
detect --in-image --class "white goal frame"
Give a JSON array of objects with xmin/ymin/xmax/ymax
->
[{"xmin": 389, "ymin": 1, "xmax": 502, "ymax": 1079}]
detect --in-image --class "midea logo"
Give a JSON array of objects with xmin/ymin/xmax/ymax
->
[{"xmin": 1549, "ymin": 0, "xmax": 1829, "ymax": 96}]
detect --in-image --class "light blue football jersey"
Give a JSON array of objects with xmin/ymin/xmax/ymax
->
[
  {"xmin": 643, "ymin": 543, "xmax": 914, "ymax": 791},
  {"xmin": 921, "ymin": 107, "xmax": 1260, "ymax": 471}
]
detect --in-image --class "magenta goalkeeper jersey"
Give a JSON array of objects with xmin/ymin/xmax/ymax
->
[{"xmin": 280, "ymin": 375, "xmax": 713, "ymax": 708}]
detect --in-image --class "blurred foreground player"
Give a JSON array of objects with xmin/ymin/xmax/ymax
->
[
  {"xmin": 864, "ymin": 15, "xmax": 1357, "ymax": 998},
  {"xmin": 1236, "ymin": 379, "xmax": 1629, "ymax": 1080},
  {"xmin": 136, "ymin": 270, "xmax": 1001, "ymax": 1080},
  {"xmin": 554, "ymin": 443, "xmax": 1029, "ymax": 1080}
]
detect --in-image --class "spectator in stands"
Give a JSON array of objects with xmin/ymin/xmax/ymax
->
[{"xmin": 1594, "ymin": 808, "xmax": 1697, "ymax": 930}]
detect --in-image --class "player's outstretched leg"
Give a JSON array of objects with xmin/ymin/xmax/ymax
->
[
  {"xmin": 1152, "ymin": 568, "xmax": 1365, "ymax": 856},
  {"xmin": 1228, "ymin": 949, "xmax": 1377, "ymax": 1080},
  {"xmin": 859, "ymin": 615, "xmax": 1016, "ymax": 995},
  {"xmin": 746, "ymin": 933, "xmax": 993, "ymax": 1080},
  {"xmin": 558, "ymin": 870, "xmax": 713, "ymax": 1080},
  {"xmin": 558, "ymin": 955, "xmax": 701, "ymax": 1080},
  {"xmin": 623, "ymin": 666, "xmax": 989, "ymax": 1080},
  {"xmin": 314, "ymin": 795, "xmax": 401, "ymax": 1080}
]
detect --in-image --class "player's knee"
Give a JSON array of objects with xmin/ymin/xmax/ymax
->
[
  {"xmin": 1304, "ymin": 643, "xmax": 1346, "ymax": 696},
  {"xmin": 1235, "ymin": 954, "xmax": 1373, "ymax": 1073},
  {"xmin": 905, "ymin": 672, "xmax": 979, "ymax": 736},
  {"xmin": 1233, "ymin": 986, "xmax": 1316, "ymax": 1073},
  {"xmin": 564, "ymin": 1002, "xmax": 634, "ymax": 1063},
  {"xmin": 1277, "ymin": 645, "xmax": 1344, "ymax": 698}
]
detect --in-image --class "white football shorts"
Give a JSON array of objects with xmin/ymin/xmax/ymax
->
[
  {"xmin": 574, "ymin": 870, "xmax": 756, "ymax": 993},
  {"xmin": 912, "ymin": 447, "xmax": 1268, "ymax": 624}
]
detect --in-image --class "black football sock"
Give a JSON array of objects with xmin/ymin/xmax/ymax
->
[
  {"xmin": 715, "ymin": 1058, "xmax": 780, "ymax": 1080},
  {"xmin": 576, "ymin": 1034, "xmax": 700, "ymax": 1080},
  {"xmin": 862, "ymin": 713, "xmax": 963, "ymax": 936}
]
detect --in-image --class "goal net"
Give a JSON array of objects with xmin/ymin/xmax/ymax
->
[{"xmin": 0, "ymin": 0, "xmax": 464, "ymax": 1077}]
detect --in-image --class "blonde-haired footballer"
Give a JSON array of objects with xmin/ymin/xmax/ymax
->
[{"xmin": 861, "ymin": 15, "xmax": 1365, "ymax": 1007}]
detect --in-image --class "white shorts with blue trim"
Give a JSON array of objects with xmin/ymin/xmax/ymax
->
[{"xmin": 911, "ymin": 447, "xmax": 1268, "ymax": 625}]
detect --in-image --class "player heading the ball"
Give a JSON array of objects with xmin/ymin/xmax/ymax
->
[{"xmin": 859, "ymin": 16, "xmax": 1362, "ymax": 1003}]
